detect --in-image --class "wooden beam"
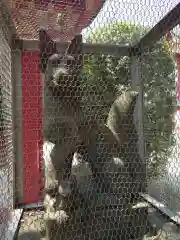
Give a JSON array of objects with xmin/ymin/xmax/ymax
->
[
  {"xmin": 134, "ymin": 2, "xmax": 180, "ymax": 51},
  {"xmin": 12, "ymin": 39, "xmax": 130, "ymax": 56},
  {"xmin": 141, "ymin": 193, "xmax": 180, "ymax": 226}
]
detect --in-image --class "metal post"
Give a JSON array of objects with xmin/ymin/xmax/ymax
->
[
  {"xmin": 131, "ymin": 55, "xmax": 145, "ymax": 162},
  {"xmin": 12, "ymin": 48, "xmax": 24, "ymax": 205}
]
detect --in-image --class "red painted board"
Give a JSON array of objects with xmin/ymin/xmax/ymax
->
[{"xmin": 22, "ymin": 51, "xmax": 43, "ymax": 204}]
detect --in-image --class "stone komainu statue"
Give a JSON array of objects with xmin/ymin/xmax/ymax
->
[{"xmin": 39, "ymin": 29, "xmax": 147, "ymax": 240}]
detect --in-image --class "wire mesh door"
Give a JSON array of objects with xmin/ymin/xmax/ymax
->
[{"xmin": 14, "ymin": 29, "xmax": 147, "ymax": 239}]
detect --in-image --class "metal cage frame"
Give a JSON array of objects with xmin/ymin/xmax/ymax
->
[
  {"xmin": 1, "ymin": 0, "xmax": 180, "ymax": 238},
  {"xmin": 11, "ymin": 1, "xmax": 180, "ymax": 203}
]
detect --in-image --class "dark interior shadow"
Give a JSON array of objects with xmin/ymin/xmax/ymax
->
[{"xmin": 17, "ymin": 231, "xmax": 42, "ymax": 240}]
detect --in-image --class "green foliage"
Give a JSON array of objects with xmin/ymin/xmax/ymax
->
[{"xmin": 81, "ymin": 22, "xmax": 176, "ymax": 179}]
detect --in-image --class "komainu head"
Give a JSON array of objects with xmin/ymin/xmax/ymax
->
[{"xmin": 39, "ymin": 29, "xmax": 83, "ymax": 99}]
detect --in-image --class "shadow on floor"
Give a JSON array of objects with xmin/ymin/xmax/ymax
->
[{"xmin": 17, "ymin": 231, "xmax": 42, "ymax": 240}]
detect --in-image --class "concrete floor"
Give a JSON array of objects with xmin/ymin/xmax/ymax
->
[
  {"xmin": 16, "ymin": 208, "xmax": 180, "ymax": 240},
  {"xmin": 17, "ymin": 210, "xmax": 45, "ymax": 240}
]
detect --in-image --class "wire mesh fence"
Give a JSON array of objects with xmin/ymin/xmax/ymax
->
[
  {"xmin": 0, "ymin": 4, "xmax": 14, "ymax": 239},
  {"xmin": 147, "ymin": 31, "xmax": 180, "ymax": 217},
  {"xmin": 37, "ymin": 30, "xmax": 147, "ymax": 239},
  {"xmin": 0, "ymin": 0, "xmax": 180, "ymax": 240}
]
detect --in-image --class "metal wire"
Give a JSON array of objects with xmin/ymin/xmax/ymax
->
[{"xmin": 0, "ymin": 0, "xmax": 180, "ymax": 240}]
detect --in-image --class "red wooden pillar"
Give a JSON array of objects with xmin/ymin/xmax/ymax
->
[{"xmin": 22, "ymin": 51, "xmax": 43, "ymax": 204}]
